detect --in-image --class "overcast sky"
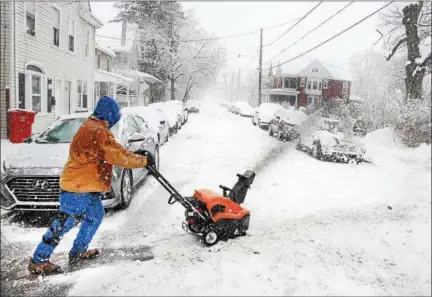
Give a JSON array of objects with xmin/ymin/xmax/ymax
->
[{"xmin": 91, "ymin": 1, "xmax": 391, "ymax": 81}]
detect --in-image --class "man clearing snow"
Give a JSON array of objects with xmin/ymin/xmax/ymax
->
[{"xmin": 27, "ymin": 96, "xmax": 155, "ymax": 275}]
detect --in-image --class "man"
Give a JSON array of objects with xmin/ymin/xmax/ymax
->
[{"xmin": 28, "ymin": 96, "xmax": 154, "ymax": 274}]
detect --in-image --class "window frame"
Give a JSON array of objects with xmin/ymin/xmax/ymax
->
[
  {"xmin": 52, "ymin": 6, "xmax": 60, "ymax": 47},
  {"xmin": 68, "ymin": 19, "xmax": 75, "ymax": 52},
  {"xmin": 323, "ymin": 80, "xmax": 329, "ymax": 89},
  {"xmin": 306, "ymin": 80, "xmax": 311, "ymax": 90},
  {"xmin": 25, "ymin": 2, "xmax": 36, "ymax": 36},
  {"xmin": 342, "ymin": 82, "xmax": 349, "ymax": 94},
  {"xmin": 312, "ymin": 68, "xmax": 318, "ymax": 73},
  {"xmin": 77, "ymin": 80, "xmax": 88, "ymax": 110}
]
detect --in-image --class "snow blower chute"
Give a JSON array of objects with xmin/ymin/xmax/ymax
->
[{"xmin": 147, "ymin": 165, "xmax": 255, "ymax": 246}]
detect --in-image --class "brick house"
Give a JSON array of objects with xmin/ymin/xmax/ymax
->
[
  {"xmin": 263, "ymin": 60, "xmax": 351, "ymax": 108},
  {"xmin": 0, "ymin": 1, "xmax": 103, "ymax": 138}
]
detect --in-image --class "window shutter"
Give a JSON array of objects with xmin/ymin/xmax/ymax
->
[
  {"xmin": 47, "ymin": 78, "xmax": 54, "ymax": 113},
  {"xmin": 18, "ymin": 73, "xmax": 25, "ymax": 109}
]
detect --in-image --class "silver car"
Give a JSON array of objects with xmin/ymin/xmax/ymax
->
[{"xmin": 0, "ymin": 113, "xmax": 159, "ymax": 212}]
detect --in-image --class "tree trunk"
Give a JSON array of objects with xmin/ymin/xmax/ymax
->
[
  {"xmin": 403, "ymin": 2, "xmax": 424, "ymax": 101},
  {"xmin": 170, "ymin": 77, "xmax": 175, "ymax": 100}
]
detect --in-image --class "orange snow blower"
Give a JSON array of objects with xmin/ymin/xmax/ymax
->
[{"xmin": 147, "ymin": 165, "xmax": 255, "ymax": 246}]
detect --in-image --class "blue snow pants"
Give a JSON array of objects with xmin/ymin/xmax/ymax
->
[{"xmin": 32, "ymin": 191, "xmax": 105, "ymax": 264}]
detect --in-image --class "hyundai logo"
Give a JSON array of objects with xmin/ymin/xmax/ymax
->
[{"xmin": 32, "ymin": 180, "xmax": 50, "ymax": 190}]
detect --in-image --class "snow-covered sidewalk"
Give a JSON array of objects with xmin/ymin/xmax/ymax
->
[{"xmin": 1, "ymin": 99, "xmax": 430, "ymax": 296}]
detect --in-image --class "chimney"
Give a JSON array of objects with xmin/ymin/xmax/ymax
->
[{"xmin": 121, "ymin": 18, "xmax": 127, "ymax": 47}]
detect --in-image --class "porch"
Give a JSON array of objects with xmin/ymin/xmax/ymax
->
[{"xmin": 94, "ymin": 69, "xmax": 133, "ymax": 107}]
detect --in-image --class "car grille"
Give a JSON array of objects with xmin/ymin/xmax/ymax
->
[{"xmin": 6, "ymin": 177, "xmax": 60, "ymax": 202}]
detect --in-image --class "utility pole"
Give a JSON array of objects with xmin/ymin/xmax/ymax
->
[
  {"xmin": 223, "ymin": 74, "xmax": 227, "ymax": 102},
  {"xmin": 236, "ymin": 68, "xmax": 241, "ymax": 102},
  {"xmin": 258, "ymin": 28, "xmax": 263, "ymax": 106},
  {"xmin": 230, "ymin": 72, "xmax": 235, "ymax": 102}
]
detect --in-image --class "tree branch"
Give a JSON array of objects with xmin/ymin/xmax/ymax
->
[
  {"xmin": 420, "ymin": 52, "xmax": 432, "ymax": 67},
  {"xmin": 386, "ymin": 37, "xmax": 407, "ymax": 61}
]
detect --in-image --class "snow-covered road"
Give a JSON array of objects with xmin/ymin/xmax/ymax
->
[{"xmin": 1, "ymin": 98, "xmax": 431, "ymax": 296}]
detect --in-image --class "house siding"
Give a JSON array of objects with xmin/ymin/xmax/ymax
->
[
  {"xmin": 0, "ymin": 1, "xmax": 11, "ymax": 139},
  {"xmin": 13, "ymin": 2, "xmax": 97, "ymax": 134},
  {"xmin": 322, "ymin": 79, "xmax": 351, "ymax": 100}
]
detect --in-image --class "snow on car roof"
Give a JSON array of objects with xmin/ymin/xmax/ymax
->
[{"xmin": 321, "ymin": 117, "xmax": 340, "ymax": 123}]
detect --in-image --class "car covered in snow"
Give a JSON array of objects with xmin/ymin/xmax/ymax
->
[
  {"xmin": 165, "ymin": 100, "xmax": 188, "ymax": 125},
  {"xmin": 296, "ymin": 118, "xmax": 366, "ymax": 164},
  {"xmin": 0, "ymin": 112, "xmax": 160, "ymax": 212},
  {"xmin": 252, "ymin": 102, "xmax": 282, "ymax": 129},
  {"xmin": 268, "ymin": 108, "xmax": 308, "ymax": 141},
  {"xmin": 226, "ymin": 102, "xmax": 236, "ymax": 113},
  {"xmin": 235, "ymin": 101, "xmax": 255, "ymax": 117},
  {"xmin": 186, "ymin": 100, "xmax": 200, "ymax": 113},
  {"xmin": 122, "ymin": 106, "xmax": 170, "ymax": 146},
  {"xmin": 150, "ymin": 101, "xmax": 183, "ymax": 135}
]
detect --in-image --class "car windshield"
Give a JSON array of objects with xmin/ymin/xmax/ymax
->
[{"xmin": 36, "ymin": 118, "xmax": 87, "ymax": 143}]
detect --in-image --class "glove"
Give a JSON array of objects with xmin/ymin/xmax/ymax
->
[{"xmin": 135, "ymin": 149, "xmax": 155, "ymax": 167}]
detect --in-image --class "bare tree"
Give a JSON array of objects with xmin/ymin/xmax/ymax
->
[{"xmin": 379, "ymin": 1, "xmax": 432, "ymax": 101}]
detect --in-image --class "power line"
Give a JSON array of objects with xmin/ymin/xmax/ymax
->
[
  {"xmin": 266, "ymin": 1, "xmax": 355, "ymax": 65},
  {"xmin": 264, "ymin": 2, "xmax": 323, "ymax": 48},
  {"xmin": 96, "ymin": 17, "xmax": 301, "ymax": 44},
  {"xmin": 262, "ymin": 1, "xmax": 394, "ymax": 72}
]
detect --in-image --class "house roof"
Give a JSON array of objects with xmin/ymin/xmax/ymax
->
[
  {"xmin": 94, "ymin": 69, "xmax": 133, "ymax": 84},
  {"xmin": 96, "ymin": 24, "xmax": 139, "ymax": 53},
  {"xmin": 116, "ymin": 69, "xmax": 162, "ymax": 84},
  {"xmin": 284, "ymin": 59, "xmax": 353, "ymax": 82},
  {"xmin": 96, "ymin": 43, "xmax": 116, "ymax": 58}
]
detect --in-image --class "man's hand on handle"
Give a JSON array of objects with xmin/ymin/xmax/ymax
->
[{"xmin": 135, "ymin": 150, "xmax": 155, "ymax": 167}]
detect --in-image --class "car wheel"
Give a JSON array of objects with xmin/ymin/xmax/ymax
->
[
  {"xmin": 312, "ymin": 143, "xmax": 322, "ymax": 160},
  {"xmin": 154, "ymin": 146, "xmax": 160, "ymax": 170},
  {"xmin": 165, "ymin": 131, "xmax": 169, "ymax": 143},
  {"xmin": 177, "ymin": 117, "xmax": 182, "ymax": 130},
  {"xmin": 258, "ymin": 119, "xmax": 261, "ymax": 128},
  {"xmin": 277, "ymin": 131, "xmax": 283, "ymax": 141},
  {"xmin": 119, "ymin": 169, "xmax": 133, "ymax": 209}
]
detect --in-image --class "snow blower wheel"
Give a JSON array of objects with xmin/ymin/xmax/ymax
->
[
  {"xmin": 203, "ymin": 230, "xmax": 219, "ymax": 246},
  {"xmin": 146, "ymin": 165, "xmax": 256, "ymax": 247}
]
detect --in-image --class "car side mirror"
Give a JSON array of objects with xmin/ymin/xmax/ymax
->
[
  {"xmin": 128, "ymin": 132, "xmax": 146, "ymax": 143},
  {"xmin": 160, "ymin": 120, "xmax": 166, "ymax": 125}
]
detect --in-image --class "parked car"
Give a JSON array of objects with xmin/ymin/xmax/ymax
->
[
  {"xmin": 0, "ymin": 113, "xmax": 159, "ymax": 212},
  {"xmin": 296, "ymin": 118, "xmax": 365, "ymax": 164},
  {"xmin": 165, "ymin": 100, "xmax": 188, "ymax": 125},
  {"xmin": 227, "ymin": 102, "xmax": 236, "ymax": 113},
  {"xmin": 220, "ymin": 100, "xmax": 228, "ymax": 107},
  {"xmin": 252, "ymin": 103, "xmax": 282, "ymax": 129},
  {"xmin": 122, "ymin": 106, "xmax": 170, "ymax": 146},
  {"xmin": 236, "ymin": 102, "xmax": 255, "ymax": 117},
  {"xmin": 268, "ymin": 108, "xmax": 308, "ymax": 141},
  {"xmin": 150, "ymin": 102, "xmax": 182, "ymax": 135}
]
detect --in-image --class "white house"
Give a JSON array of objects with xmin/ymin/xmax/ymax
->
[{"xmin": 0, "ymin": 1, "xmax": 103, "ymax": 137}]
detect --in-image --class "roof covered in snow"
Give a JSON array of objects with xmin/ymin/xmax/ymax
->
[
  {"xmin": 96, "ymin": 43, "xmax": 116, "ymax": 58},
  {"xmin": 281, "ymin": 59, "xmax": 353, "ymax": 82}
]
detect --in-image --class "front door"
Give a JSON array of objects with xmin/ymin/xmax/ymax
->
[{"xmin": 64, "ymin": 81, "xmax": 71, "ymax": 114}]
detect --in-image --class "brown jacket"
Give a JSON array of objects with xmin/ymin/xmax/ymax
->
[{"xmin": 60, "ymin": 117, "xmax": 148, "ymax": 193}]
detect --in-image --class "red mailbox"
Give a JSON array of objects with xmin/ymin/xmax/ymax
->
[{"xmin": 8, "ymin": 109, "xmax": 37, "ymax": 143}]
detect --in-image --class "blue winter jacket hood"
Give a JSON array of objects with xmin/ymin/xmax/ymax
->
[{"xmin": 92, "ymin": 96, "xmax": 121, "ymax": 128}]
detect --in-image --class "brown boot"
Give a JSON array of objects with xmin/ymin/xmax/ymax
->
[
  {"xmin": 69, "ymin": 248, "xmax": 100, "ymax": 265},
  {"xmin": 28, "ymin": 257, "xmax": 62, "ymax": 275}
]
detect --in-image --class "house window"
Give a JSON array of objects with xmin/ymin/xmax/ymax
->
[
  {"xmin": 26, "ymin": 2, "xmax": 36, "ymax": 36},
  {"xmin": 47, "ymin": 78, "xmax": 55, "ymax": 113},
  {"xmin": 283, "ymin": 77, "xmax": 297, "ymax": 89},
  {"xmin": 77, "ymin": 80, "xmax": 88, "ymax": 109},
  {"xmin": 319, "ymin": 82, "xmax": 322, "ymax": 90},
  {"xmin": 342, "ymin": 82, "xmax": 348, "ymax": 94},
  {"xmin": 52, "ymin": 7, "xmax": 60, "ymax": 46},
  {"xmin": 300, "ymin": 77, "xmax": 305, "ymax": 88},
  {"xmin": 312, "ymin": 68, "xmax": 318, "ymax": 73},
  {"xmin": 323, "ymin": 80, "xmax": 328, "ymax": 89},
  {"xmin": 18, "ymin": 73, "xmax": 26, "ymax": 109},
  {"xmin": 313, "ymin": 81, "xmax": 318, "ymax": 90},
  {"xmin": 85, "ymin": 28, "xmax": 90, "ymax": 57},
  {"xmin": 31, "ymin": 75, "xmax": 42, "ymax": 112},
  {"xmin": 306, "ymin": 80, "xmax": 311, "ymax": 90},
  {"xmin": 68, "ymin": 20, "xmax": 75, "ymax": 51}
]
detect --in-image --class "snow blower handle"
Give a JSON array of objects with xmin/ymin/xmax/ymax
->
[{"xmin": 146, "ymin": 165, "xmax": 207, "ymax": 220}]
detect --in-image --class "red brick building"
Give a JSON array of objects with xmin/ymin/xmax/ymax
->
[{"xmin": 263, "ymin": 60, "xmax": 351, "ymax": 108}]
